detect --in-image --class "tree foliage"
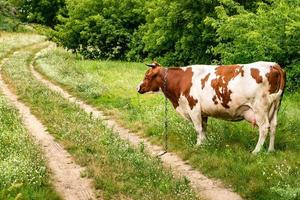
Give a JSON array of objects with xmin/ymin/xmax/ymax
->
[
  {"xmin": 206, "ymin": 0, "xmax": 300, "ymax": 91},
  {"xmin": 0, "ymin": 0, "xmax": 20, "ymax": 31},
  {"xmin": 52, "ymin": 0, "xmax": 145, "ymax": 60},
  {"xmin": 127, "ymin": 0, "xmax": 219, "ymax": 66},
  {"xmin": 11, "ymin": 0, "xmax": 65, "ymax": 27}
]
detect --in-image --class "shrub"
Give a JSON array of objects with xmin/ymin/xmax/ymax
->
[
  {"xmin": 286, "ymin": 62, "xmax": 300, "ymax": 93},
  {"xmin": 0, "ymin": 0, "xmax": 21, "ymax": 31},
  {"xmin": 11, "ymin": 0, "xmax": 65, "ymax": 27},
  {"xmin": 126, "ymin": 0, "xmax": 219, "ymax": 66},
  {"xmin": 52, "ymin": 0, "xmax": 146, "ymax": 60},
  {"xmin": 205, "ymin": 0, "xmax": 300, "ymax": 91}
]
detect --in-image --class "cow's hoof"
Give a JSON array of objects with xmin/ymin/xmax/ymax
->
[
  {"xmin": 196, "ymin": 140, "xmax": 205, "ymax": 146},
  {"xmin": 251, "ymin": 149, "xmax": 259, "ymax": 154},
  {"xmin": 268, "ymin": 148, "xmax": 275, "ymax": 153},
  {"xmin": 196, "ymin": 136, "xmax": 206, "ymax": 146}
]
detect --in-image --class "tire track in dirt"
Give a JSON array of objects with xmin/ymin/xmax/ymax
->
[
  {"xmin": 32, "ymin": 45, "xmax": 243, "ymax": 200},
  {"xmin": 0, "ymin": 48, "xmax": 97, "ymax": 200}
]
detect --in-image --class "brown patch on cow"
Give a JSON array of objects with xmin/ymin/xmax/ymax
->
[
  {"xmin": 250, "ymin": 68, "xmax": 263, "ymax": 83},
  {"xmin": 201, "ymin": 73, "xmax": 210, "ymax": 89},
  {"xmin": 266, "ymin": 64, "xmax": 286, "ymax": 94},
  {"xmin": 210, "ymin": 65, "xmax": 244, "ymax": 109},
  {"xmin": 212, "ymin": 95, "xmax": 218, "ymax": 105},
  {"xmin": 163, "ymin": 67, "xmax": 198, "ymax": 109}
]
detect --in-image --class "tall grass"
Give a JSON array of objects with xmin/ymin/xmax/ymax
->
[
  {"xmin": 2, "ymin": 40, "xmax": 198, "ymax": 199},
  {"xmin": 35, "ymin": 46, "xmax": 300, "ymax": 200}
]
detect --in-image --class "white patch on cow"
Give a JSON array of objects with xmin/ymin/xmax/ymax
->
[{"xmin": 176, "ymin": 95, "xmax": 192, "ymax": 120}]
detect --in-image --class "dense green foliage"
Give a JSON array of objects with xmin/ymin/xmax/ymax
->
[
  {"xmin": 52, "ymin": 0, "xmax": 145, "ymax": 59},
  {"xmin": 0, "ymin": 0, "xmax": 20, "ymax": 31},
  {"xmin": 206, "ymin": 0, "xmax": 300, "ymax": 66},
  {"xmin": 206, "ymin": 0, "xmax": 300, "ymax": 91},
  {"xmin": 11, "ymin": 0, "xmax": 65, "ymax": 27},
  {"xmin": 36, "ymin": 45, "xmax": 300, "ymax": 200},
  {"xmin": 126, "ymin": 0, "xmax": 218, "ymax": 66}
]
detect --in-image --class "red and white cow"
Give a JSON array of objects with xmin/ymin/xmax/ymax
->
[{"xmin": 137, "ymin": 61, "xmax": 285, "ymax": 153}]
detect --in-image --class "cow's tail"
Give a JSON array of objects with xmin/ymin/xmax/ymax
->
[{"xmin": 268, "ymin": 64, "xmax": 286, "ymax": 106}]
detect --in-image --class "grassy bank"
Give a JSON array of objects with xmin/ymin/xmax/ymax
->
[
  {"xmin": 1, "ymin": 38, "xmax": 198, "ymax": 199},
  {"xmin": 0, "ymin": 94, "xmax": 60, "ymax": 200},
  {"xmin": 35, "ymin": 46, "xmax": 300, "ymax": 200}
]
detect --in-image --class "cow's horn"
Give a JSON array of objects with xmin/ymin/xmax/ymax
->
[{"xmin": 145, "ymin": 63, "xmax": 156, "ymax": 68}]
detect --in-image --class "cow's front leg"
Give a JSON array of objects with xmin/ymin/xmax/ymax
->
[{"xmin": 190, "ymin": 112, "xmax": 206, "ymax": 145}]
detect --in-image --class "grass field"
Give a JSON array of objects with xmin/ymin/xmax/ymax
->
[
  {"xmin": 0, "ymin": 32, "xmax": 59, "ymax": 200},
  {"xmin": 0, "ymin": 94, "xmax": 60, "ymax": 200},
  {"xmin": 35, "ymin": 45, "xmax": 300, "ymax": 200},
  {"xmin": 1, "ymin": 35, "xmax": 198, "ymax": 200},
  {"xmin": 0, "ymin": 31, "xmax": 44, "ymax": 58}
]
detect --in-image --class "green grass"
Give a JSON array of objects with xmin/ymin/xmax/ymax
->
[
  {"xmin": 1, "ymin": 38, "xmax": 198, "ymax": 199},
  {"xmin": 0, "ymin": 31, "xmax": 45, "ymax": 58},
  {"xmin": 35, "ymin": 46, "xmax": 300, "ymax": 200},
  {"xmin": 0, "ymin": 32, "xmax": 59, "ymax": 200},
  {"xmin": 0, "ymin": 94, "xmax": 60, "ymax": 200}
]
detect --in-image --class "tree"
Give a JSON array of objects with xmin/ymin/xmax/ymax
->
[
  {"xmin": 12, "ymin": 0, "xmax": 65, "ymax": 27},
  {"xmin": 53, "ymin": 0, "xmax": 146, "ymax": 59},
  {"xmin": 205, "ymin": 0, "xmax": 300, "ymax": 91},
  {"xmin": 127, "ymin": 0, "xmax": 219, "ymax": 66}
]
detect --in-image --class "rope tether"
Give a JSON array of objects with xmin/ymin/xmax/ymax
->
[{"xmin": 161, "ymin": 68, "xmax": 168, "ymax": 156}]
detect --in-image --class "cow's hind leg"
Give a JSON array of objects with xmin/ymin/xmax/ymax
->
[
  {"xmin": 268, "ymin": 101, "xmax": 280, "ymax": 152},
  {"xmin": 252, "ymin": 114, "xmax": 270, "ymax": 154},
  {"xmin": 268, "ymin": 114, "xmax": 277, "ymax": 152},
  {"xmin": 196, "ymin": 118, "xmax": 206, "ymax": 146}
]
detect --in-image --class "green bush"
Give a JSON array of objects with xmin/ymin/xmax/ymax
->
[
  {"xmin": 126, "ymin": 0, "xmax": 219, "ymax": 66},
  {"xmin": 52, "ymin": 0, "xmax": 145, "ymax": 60},
  {"xmin": 0, "ymin": 0, "xmax": 21, "ymax": 31},
  {"xmin": 286, "ymin": 62, "xmax": 300, "ymax": 93},
  {"xmin": 11, "ymin": 0, "xmax": 65, "ymax": 27},
  {"xmin": 205, "ymin": 0, "xmax": 300, "ymax": 91}
]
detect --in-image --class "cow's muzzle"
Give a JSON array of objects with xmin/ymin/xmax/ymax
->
[{"xmin": 136, "ymin": 82, "xmax": 145, "ymax": 94}]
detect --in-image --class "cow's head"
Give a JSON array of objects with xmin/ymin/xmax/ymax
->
[{"xmin": 137, "ymin": 62, "xmax": 163, "ymax": 94}]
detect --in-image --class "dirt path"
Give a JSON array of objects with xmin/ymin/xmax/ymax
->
[
  {"xmin": 32, "ymin": 46, "xmax": 243, "ymax": 200},
  {"xmin": 0, "ymin": 50, "xmax": 97, "ymax": 200}
]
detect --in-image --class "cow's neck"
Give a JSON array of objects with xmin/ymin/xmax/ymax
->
[{"xmin": 159, "ymin": 67, "xmax": 192, "ymax": 108}]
